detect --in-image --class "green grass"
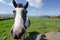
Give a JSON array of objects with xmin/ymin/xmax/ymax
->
[{"xmin": 0, "ymin": 18, "xmax": 60, "ymax": 40}]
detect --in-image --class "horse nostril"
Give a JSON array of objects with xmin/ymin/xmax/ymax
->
[{"xmin": 18, "ymin": 28, "xmax": 25, "ymax": 37}]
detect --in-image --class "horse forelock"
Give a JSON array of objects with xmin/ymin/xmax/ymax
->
[{"xmin": 17, "ymin": 3, "xmax": 23, "ymax": 8}]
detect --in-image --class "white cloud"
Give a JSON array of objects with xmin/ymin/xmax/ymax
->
[
  {"xmin": 0, "ymin": 0, "xmax": 13, "ymax": 7},
  {"xmin": 8, "ymin": 3, "xmax": 13, "ymax": 7},
  {"xmin": 0, "ymin": 0, "xmax": 6, "ymax": 4},
  {"xmin": 32, "ymin": 9, "xmax": 36, "ymax": 12},
  {"xmin": 26, "ymin": 0, "xmax": 43, "ymax": 8}
]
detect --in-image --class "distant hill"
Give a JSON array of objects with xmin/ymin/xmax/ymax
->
[
  {"xmin": 0, "ymin": 14, "xmax": 14, "ymax": 19},
  {"xmin": 0, "ymin": 14, "xmax": 14, "ymax": 17},
  {"xmin": 39, "ymin": 15, "xmax": 49, "ymax": 18},
  {"xmin": 0, "ymin": 14, "xmax": 49, "ymax": 19}
]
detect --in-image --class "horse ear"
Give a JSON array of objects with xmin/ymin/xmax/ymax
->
[
  {"xmin": 24, "ymin": 1, "xmax": 29, "ymax": 9},
  {"xmin": 13, "ymin": 0, "xmax": 17, "ymax": 8}
]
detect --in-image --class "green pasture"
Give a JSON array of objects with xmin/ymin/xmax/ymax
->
[{"xmin": 0, "ymin": 18, "xmax": 60, "ymax": 40}]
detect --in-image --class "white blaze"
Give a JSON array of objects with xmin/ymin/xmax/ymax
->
[
  {"xmin": 13, "ymin": 8, "xmax": 25, "ymax": 35},
  {"xmin": 13, "ymin": 8, "xmax": 25, "ymax": 31}
]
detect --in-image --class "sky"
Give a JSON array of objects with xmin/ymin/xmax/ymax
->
[{"xmin": 0, "ymin": 0, "xmax": 60, "ymax": 16}]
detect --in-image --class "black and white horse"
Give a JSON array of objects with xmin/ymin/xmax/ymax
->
[{"xmin": 11, "ymin": 0, "xmax": 30, "ymax": 40}]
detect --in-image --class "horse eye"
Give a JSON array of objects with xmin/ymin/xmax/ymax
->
[
  {"xmin": 13, "ymin": 10, "xmax": 16, "ymax": 13},
  {"xmin": 22, "ymin": 10, "xmax": 27, "ymax": 13},
  {"xmin": 26, "ymin": 11, "xmax": 27, "ymax": 13}
]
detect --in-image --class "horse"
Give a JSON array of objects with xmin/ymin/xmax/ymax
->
[{"xmin": 11, "ymin": 0, "xmax": 30, "ymax": 40}]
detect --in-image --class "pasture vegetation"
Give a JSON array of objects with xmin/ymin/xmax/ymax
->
[{"xmin": 0, "ymin": 18, "xmax": 60, "ymax": 40}]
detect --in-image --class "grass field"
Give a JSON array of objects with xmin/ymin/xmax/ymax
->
[{"xmin": 0, "ymin": 18, "xmax": 60, "ymax": 40}]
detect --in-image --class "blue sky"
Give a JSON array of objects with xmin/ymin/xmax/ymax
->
[{"xmin": 0, "ymin": 0, "xmax": 60, "ymax": 16}]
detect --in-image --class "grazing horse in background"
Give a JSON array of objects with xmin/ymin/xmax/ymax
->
[{"xmin": 11, "ymin": 0, "xmax": 30, "ymax": 40}]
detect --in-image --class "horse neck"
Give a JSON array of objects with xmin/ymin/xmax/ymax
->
[{"xmin": 14, "ymin": 13, "xmax": 24, "ymax": 27}]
